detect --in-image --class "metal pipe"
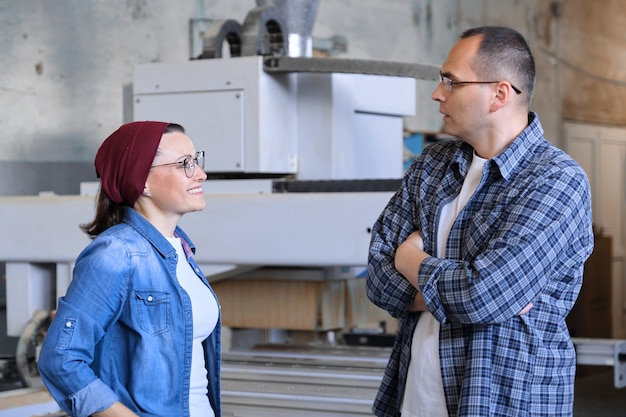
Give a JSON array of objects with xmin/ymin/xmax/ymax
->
[{"xmin": 257, "ymin": 0, "xmax": 320, "ymax": 57}]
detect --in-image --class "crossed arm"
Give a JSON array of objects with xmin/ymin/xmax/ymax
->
[
  {"xmin": 394, "ymin": 231, "xmax": 532, "ymax": 316},
  {"xmin": 393, "ymin": 231, "xmax": 429, "ymax": 312}
]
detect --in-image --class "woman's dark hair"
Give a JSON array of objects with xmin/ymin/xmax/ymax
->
[
  {"xmin": 80, "ymin": 123, "xmax": 185, "ymax": 238},
  {"xmin": 461, "ymin": 26, "xmax": 536, "ymax": 105}
]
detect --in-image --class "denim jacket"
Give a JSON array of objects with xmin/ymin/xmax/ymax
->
[{"xmin": 38, "ymin": 207, "xmax": 221, "ymax": 417}]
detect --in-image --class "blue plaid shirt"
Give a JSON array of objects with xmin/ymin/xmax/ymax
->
[{"xmin": 367, "ymin": 113, "xmax": 594, "ymax": 416}]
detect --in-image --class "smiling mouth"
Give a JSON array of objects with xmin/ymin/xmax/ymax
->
[{"xmin": 187, "ymin": 187, "xmax": 203, "ymax": 194}]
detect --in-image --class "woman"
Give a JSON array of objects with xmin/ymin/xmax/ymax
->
[{"xmin": 38, "ymin": 121, "xmax": 221, "ymax": 417}]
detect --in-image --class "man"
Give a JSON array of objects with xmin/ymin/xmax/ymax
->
[{"xmin": 366, "ymin": 26, "xmax": 594, "ymax": 416}]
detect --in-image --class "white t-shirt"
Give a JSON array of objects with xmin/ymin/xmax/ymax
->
[
  {"xmin": 168, "ymin": 237, "xmax": 219, "ymax": 417},
  {"xmin": 401, "ymin": 153, "xmax": 487, "ymax": 417}
]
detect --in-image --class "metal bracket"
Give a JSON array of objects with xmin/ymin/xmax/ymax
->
[
  {"xmin": 189, "ymin": 18, "xmax": 213, "ymax": 59},
  {"xmin": 572, "ymin": 337, "xmax": 626, "ymax": 388}
]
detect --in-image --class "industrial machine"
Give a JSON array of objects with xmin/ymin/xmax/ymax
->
[
  {"xmin": 0, "ymin": 1, "xmax": 435, "ymax": 414},
  {"xmin": 0, "ymin": 1, "xmax": 623, "ymax": 415}
]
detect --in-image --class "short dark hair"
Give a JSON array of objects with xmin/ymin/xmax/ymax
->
[
  {"xmin": 461, "ymin": 26, "xmax": 535, "ymax": 104},
  {"xmin": 164, "ymin": 122, "xmax": 185, "ymax": 135}
]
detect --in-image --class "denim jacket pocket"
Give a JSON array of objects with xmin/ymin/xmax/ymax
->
[{"xmin": 134, "ymin": 290, "xmax": 171, "ymax": 335}]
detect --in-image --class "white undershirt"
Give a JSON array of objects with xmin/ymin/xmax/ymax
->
[
  {"xmin": 401, "ymin": 153, "xmax": 487, "ymax": 417},
  {"xmin": 167, "ymin": 237, "xmax": 219, "ymax": 417}
]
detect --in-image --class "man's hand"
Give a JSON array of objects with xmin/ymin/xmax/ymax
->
[
  {"xmin": 395, "ymin": 231, "xmax": 430, "ymax": 313},
  {"xmin": 518, "ymin": 302, "xmax": 533, "ymax": 315},
  {"xmin": 394, "ymin": 231, "xmax": 429, "ymax": 288},
  {"xmin": 399, "ymin": 231, "xmax": 424, "ymax": 251},
  {"xmin": 410, "ymin": 291, "xmax": 428, "ymax": 312}
]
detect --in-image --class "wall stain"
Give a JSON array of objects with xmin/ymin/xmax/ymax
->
[{"xmin": 127, "ymin": 0, "xmax": 149, "ymax": 20}]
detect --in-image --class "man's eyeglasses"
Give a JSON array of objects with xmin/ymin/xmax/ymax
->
[
  {"xmin": 151, "ymin": 151, "xmax": 205, "ymax": 178},
  {"xmin": 439, "ymin": 72, "xmax": 522, "ymax": 95}
]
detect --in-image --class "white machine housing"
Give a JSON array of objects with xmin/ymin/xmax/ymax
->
[
  {"xmin": 133, "ymin": 56, "xmax": 416, "ymax": 180},
  {"xmin": 2, "ymin": 57, "xmax": 416, "ymax": 337}
]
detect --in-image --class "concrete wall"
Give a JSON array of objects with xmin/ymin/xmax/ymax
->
[
  {"xmin": 0, "ymin": 0, "xmax": 623, "ymax": 195},
  {"xmin": 558, "ymin": 0, "xmax": 626, "ymax": 125}
]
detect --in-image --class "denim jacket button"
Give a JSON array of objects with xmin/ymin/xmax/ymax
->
[
  {"xmin": 65, "ymin": 321, "xmax": 72, "ymax": 328},
  {"xmin": 147, "ymin": 295, "xmax": 153, "ymax": 302}
]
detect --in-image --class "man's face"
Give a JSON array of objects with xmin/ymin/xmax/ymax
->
[{"xmin": 431, "ymin": 36, "xmax": 494, "ymax": 143}]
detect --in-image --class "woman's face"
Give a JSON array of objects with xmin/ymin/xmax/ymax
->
[{"xmin": 141, "ymin": 131, "xmax": 207, "ymax": 225}]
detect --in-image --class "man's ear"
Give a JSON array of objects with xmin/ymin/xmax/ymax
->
[{"xmin": 489, "ymin": 81, "xmax": 513, "ymax": 112}]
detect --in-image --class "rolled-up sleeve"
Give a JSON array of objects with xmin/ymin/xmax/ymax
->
[
  {"xmin": 366, "ymin": 163, "xmax": 422, "ymax": 319},
  {"xmin": 38, "ymin": 237, "xmax": 128, "ymax": 416}
]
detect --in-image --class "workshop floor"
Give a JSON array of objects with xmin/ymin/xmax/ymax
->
[
  {"xmin": 1, "ymin": 333, "xmax": 625, "ymax": 417},
  {"xmin": 1, "ymin": 373, "xmax": 625, "ymax": 416},
  {"xmin": 574, "ymin": 369, "xmax": 626, "ymax": 416}
]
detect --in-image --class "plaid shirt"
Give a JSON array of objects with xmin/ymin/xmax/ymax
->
[{"xmin": 367, "ymin": 113, "xmax": 594, "ymax": 416}]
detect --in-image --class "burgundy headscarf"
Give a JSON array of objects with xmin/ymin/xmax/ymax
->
[{"xmin": 95, "ymin": 121, "xmax": 170, "ymax": 205}]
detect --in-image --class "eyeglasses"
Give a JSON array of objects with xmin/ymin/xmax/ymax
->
[
  {"xmin": 151, "ymin": 151, "xmax": 205, "ymax": 178},
  {"xmin": 439, "ymin": 72, "xmax": 521, "ymax": 95}
]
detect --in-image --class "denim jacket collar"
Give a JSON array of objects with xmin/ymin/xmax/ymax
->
[{"xmin": 122, "ymin": 207, "xmax": 197, "ymax": 259}]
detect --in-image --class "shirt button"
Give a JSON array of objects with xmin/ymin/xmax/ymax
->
[
  {"xmin": 147, "ymin": 295, "xmax": 153, "ymax": 302},
  {"xmin": 65, "ymin": 321, "xmax": 72, "ymax": 328}
]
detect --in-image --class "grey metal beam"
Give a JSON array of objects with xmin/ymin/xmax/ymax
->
[
  {"xmin": 573, "ymin": 337, "xmax": 626, "ymax": 388},
  {"xmin": 263, "ymin": 56, "xmax": 440, "ymax": 80}
]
